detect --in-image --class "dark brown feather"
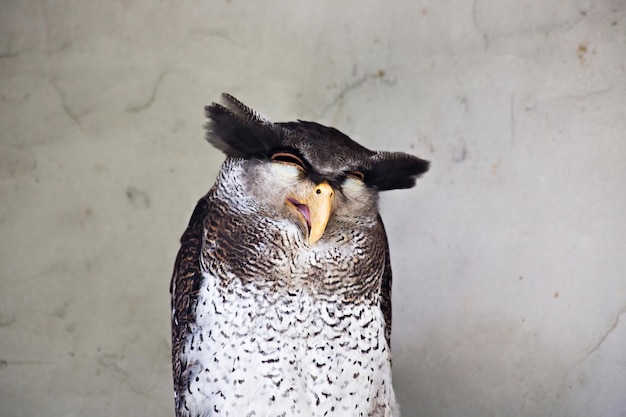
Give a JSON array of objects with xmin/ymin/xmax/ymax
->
[
  {"xmin": 204, "ymin": 94, "xmax": 283, "ymax": 158},
  {"xmin": 170, "ymin": 191, "xmax": 212, "ymax": 406},
  {"xmin": 378, "ymin": 214, "xmax": 393, "ymax": 350}
]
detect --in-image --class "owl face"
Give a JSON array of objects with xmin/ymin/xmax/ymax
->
[
  {"xmin": 242, "ymin": 150, "xmax": 375, "ymax": 245},
  {"xmin": 206, "ymin": 94, "xmax": 429, "ymax": 246}
]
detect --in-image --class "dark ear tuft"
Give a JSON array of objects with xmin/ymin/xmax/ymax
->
[
  {"xmin": 204, "ymin": 93, "xmax": 282, "ymax": 158},
  {"xmin": 366, "ymin": 152, "xmax": 430, "ymax": 191}
]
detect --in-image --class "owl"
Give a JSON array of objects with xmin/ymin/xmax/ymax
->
[{"xmin": 171, "ymin": 94, "xmax": 430, "ymax": 417}]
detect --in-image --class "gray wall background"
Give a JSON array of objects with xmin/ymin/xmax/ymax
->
[{"xmin": 1, "ymin": 1, "xmax": 625, "ymax": 416}]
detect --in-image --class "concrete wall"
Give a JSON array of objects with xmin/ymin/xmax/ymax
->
[{"xmin": 1, "ymin": 1, "xmax": 625, "ymax": 416}]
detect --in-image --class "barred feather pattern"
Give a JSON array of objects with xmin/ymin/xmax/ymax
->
[{"xmin": 171, "ymin": 159, "xmax": 398, "ymax": 417}]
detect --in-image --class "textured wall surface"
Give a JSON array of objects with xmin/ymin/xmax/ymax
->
[{"xmin": 1, "ymin": 1, "xmax": 625, "ymax": 416}]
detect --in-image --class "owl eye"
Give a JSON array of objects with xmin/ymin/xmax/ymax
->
[
  {"xmin": 270, "ymin": 152, "xmax": 306, "ymax": 179},
  {"xmin": 271, "ymin": 152, "xmax": 306, "ymax": 171},
  {"xmin": 347, "ymin": 171, "xmax": 365, "ymax": 182}
]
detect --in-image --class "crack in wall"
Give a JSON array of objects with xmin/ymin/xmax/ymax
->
[
  {"xmin": 547, "ymin": 85, "xmax": 615, "ymax": 103},
  {"xmin": 99, "ymin": 353, "xmax": 128, "ymax": 378},
  {"xmin": 547, "ymin": 304, "xmax": 626, "ymax": 415},
  {"xmin": 577, "ymin": 304, "xmax": 626, "ymax": 366},
  {"xmin": 125, "ymin": 69, "xmax": 172, "ymax": 113},
  {"xmin": 187, "ymin": 29, "xmax": 240, "ymax": 47},
  {"xmin": 41, "ymin": 3, "xmax": 71, "ymax": 54},
  {"xmin": 50, "ymin": 78, "xmax": 83, "ymax": 127},
  {"xmin": 472, "ymin": 0, "xmax": 489, "ymax": 52},
  {"xmin": 319, "ymin": 70, "xmax": 389, "ymax": 118},
  {"xmin": 472, "ymin": 0, "xmax": 589, "ymax": 53}
]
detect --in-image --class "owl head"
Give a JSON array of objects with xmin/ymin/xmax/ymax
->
[{"xmin": 205, "ymin": 93, "xmax": 430, "ymax": 245}]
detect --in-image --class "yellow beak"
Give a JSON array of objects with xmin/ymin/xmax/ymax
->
[
  {"xmin": 306, "ymin": 181, "xmax": 334, "ymax": 245},
  {"xmin": 288, "ymin": 181, "xmax": 334, "ymax": 245}
]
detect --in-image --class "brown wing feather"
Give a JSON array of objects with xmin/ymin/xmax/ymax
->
[
  {"xmin": 170, "ymin": 192, "xmax": 211, "ymax": 407},
  {"xmin": 378, "ymin": 214, "xmax": 393, "ymax": 351}
]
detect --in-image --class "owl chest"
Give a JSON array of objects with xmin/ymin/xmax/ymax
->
[
  {"xmin": 181, "ymin": 271, "xmax": 395, "ymax": 417},
  {"xmin": 203, "ymin": 217, "xmax": 382, "ymax": 303}
]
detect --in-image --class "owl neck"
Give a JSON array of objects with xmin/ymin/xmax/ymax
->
[{"xmin": 213, "ymin": 158, "xmax": 251, "ymax": 202}]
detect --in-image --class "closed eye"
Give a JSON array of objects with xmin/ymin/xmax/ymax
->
[
  {"xmin": 346, "ymin": 171, "xmax": 365, "ymax": 182},
  {"xmin": 271, "ymin": 152, "xmax": 306, "ymax": 171}
]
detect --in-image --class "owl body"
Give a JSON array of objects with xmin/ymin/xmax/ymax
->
[{"xmin": 171, "ymin": 95, "xmax": 429, "ymax": 417}]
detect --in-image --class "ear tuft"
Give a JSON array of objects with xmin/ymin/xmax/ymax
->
[
  {"xmin": 204, "ymin": 93, "xmax": 282, "ymax": 158},
  {"xmin": 366, "ymin": 152, "xmax": 430, "ymax": 191}
]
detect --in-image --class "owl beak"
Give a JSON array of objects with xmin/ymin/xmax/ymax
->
[
  {"xmin": 287, "ymin": 181, "xmax": 334, "ymax": 245},
  {"xmin": 306, "ymin": 181, "xmax": 334, "ymax": 245}
]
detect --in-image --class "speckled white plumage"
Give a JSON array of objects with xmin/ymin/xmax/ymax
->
[{"xmin": 181, "ymin": 267, "xmax": 397, "ymax": 417}]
